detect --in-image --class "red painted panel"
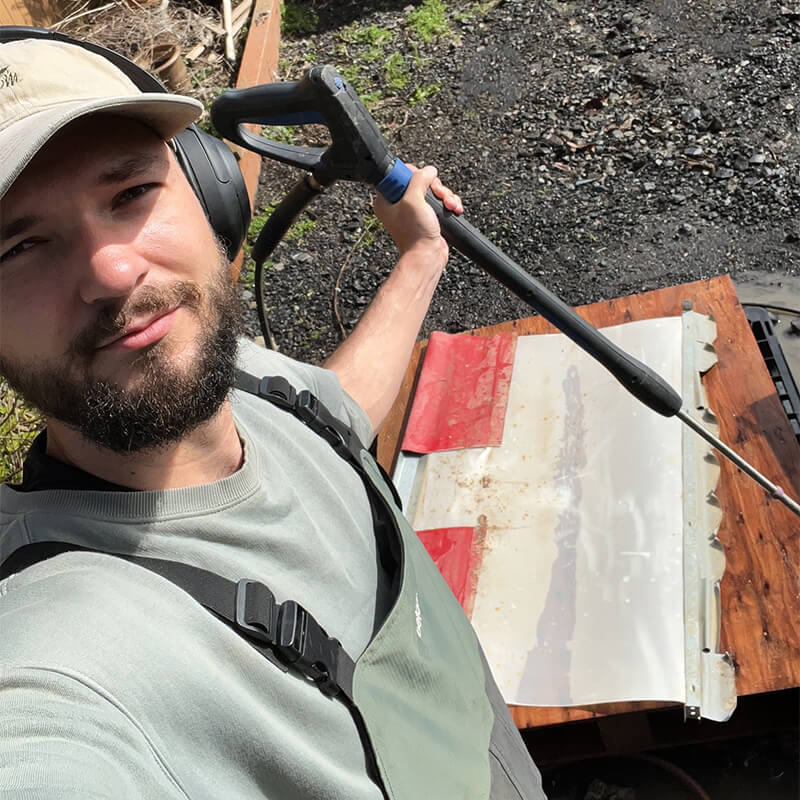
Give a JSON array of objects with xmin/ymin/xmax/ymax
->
[
  {"xmin": 417, "ymin": 523, "xmax": 486, "ymax": 618},
  {"xmin": 401, "ymin": 331, "xmax": 516, "ymax": 453}
]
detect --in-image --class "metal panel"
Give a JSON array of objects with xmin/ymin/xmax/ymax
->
[{"xmin": 397, "ymin": 315, "xmax": 735, "ymax": 718}]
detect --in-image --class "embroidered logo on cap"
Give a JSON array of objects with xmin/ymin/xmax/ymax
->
[{"xmin": 0, "ymin": 66, "xmax": 20, "ymax": 89}]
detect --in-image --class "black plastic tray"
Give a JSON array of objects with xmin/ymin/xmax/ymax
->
[{"xmin": 743, "ymin": 304, "xmax": 800, "ymax": 445}]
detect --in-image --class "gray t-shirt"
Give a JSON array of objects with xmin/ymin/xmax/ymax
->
[{"xmin": 0, "ymin": 340, "xmax": 389, "ymax": 799}]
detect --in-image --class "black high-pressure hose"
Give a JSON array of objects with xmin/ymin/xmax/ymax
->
[
  {"xmin": 211, "ymin": 65, "xmax": 800, "ymax": 518},
  {"xmin": 249, "ymin": 175, "xmax": 324, "ymax": 349}
]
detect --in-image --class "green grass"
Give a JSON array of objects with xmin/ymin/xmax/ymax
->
[
  {"xmin": 385, "ymin": 53, "xmax": 410, "ymax": 92},
  {"xmin": 247, "ymin": 206, "xmax": 275, "ymax": 243},
  {"xmin": 338, "ymin": 22, "xmax": 394, "ymax": 72},
  {"xmin": 282, "ymin": 3, "xmax": 319, "ymax": 36},
  {"xmin": 359, "ymin": 90, "xmax": 383, "ymax": 109},
  {"xmin": 407, "ymin": 0, "xmax": 451, "ymax": 42},
  {"xmin": 363, "ymin": 43, "xmax": 387, "ymax": 64},
  {"xmin": 190, "ymin": 65, "xmax": 215, "ymax": 89},
  {"xmin": 340, "ymin": 63, "xmax": 372, "ymax": 94},
  {"xmin": 358, "ymin": 215, "xmax": 380, "ymax": 248},
  {"xmin": 409, "ymin": 82, "xmax": 442, "ymax": 106},
  {"xmin": 239, "ymin": 205, "xmax": 316, "ymax": 290},
  {"xmin": 340, "ymin": 22, "xmax": 393, "ymax": 46},
  {"xmin": 262, "ymin": 125, "xmax": 295, "ymax": 144},
  {"xmin": 285, "ymin": 217, "xmax": 317, "ymax": 243},
  {"xmin": 240, "ymin": 206, "xmax": 275, "ymax": 290},
  {"xmin": 0, "ymin": 380, "xmax": 42, "ymax": 483},
  {"xmin": 547, "ymin": 0, "xmax": 577, "ymax": 12},
  {"xmin": 239, "ymin": 257, "xmax": 257, "ymax": 291},
  {"xmin": 298, "ymin": 324, "xmax": 330, "ymax": 348},
  {"xmin": 454, "ymin": 0, "xmax": 499, "ymax": 21}
]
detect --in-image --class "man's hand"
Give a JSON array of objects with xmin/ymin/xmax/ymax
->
[
  {"xmin": 325, "ymin": 164, "xmax": 464, "ymax": 434},
  {"xmin": 374, "ymin": 165, "xmax": 463, "ymax": 261}
]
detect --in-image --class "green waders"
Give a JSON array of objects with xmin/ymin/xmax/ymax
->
[
  {"xmin": 353, "ymin": 449, "xmax": 546, "ymax": 799},
  {"xmin": 0, "ymin": 372, "xmax": 547, "ymax": 800}
]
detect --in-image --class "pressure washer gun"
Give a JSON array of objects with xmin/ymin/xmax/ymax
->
[{"xmin": 211, "ymin": 66, "xmax": 800, "ymax": 518}]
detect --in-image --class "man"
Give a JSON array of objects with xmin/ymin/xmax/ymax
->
[{"xmin": 0, "ymin": 35, "xmax": 546, "ymax": 799}]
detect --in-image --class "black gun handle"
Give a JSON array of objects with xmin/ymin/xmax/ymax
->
[
  {"xmin": 424, "ymin": 190, "xmax": 683, "ymax": 418},
  {"xmin": 211, "ymin": 66, "xmax": 397, "ymax": 187}
]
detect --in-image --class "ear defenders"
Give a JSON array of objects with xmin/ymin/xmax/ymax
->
[{"xmin": 0, "ymin": 26, "xmax": 251, "ymax": 261}]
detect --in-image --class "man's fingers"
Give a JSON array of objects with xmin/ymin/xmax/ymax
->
[
  {"xmin": 393, "ymin": 162, "xmax": 463, "ymax": 214},
  {"xmin": 429, "ymin": 174, "xmax": 463, "ymax": 214},
  {"xmin": 430, "ymin": 177, "xmax": 463, "ymax": 214}
]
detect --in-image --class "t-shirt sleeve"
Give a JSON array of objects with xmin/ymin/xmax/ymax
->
[
  {"xmin": 0, "ymin": 667, "xmax": 187, "ymax": 800},
  {"xmin": 235, "ymin": 338, "xmax": 374, "ymax": 448}
]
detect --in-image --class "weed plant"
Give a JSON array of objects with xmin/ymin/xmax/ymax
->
[{"xmin": 0, "ymin": 380, "xmax": 42, "ymax": 483}]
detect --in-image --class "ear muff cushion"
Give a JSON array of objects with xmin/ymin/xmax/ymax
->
[{"xmin": 173, "ymin": 125, "xmax": 251, "ymax": 261}]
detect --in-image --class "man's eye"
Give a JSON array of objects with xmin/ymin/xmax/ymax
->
[
  {"xmin": 114, "ymin": 183, "xmax": 156, "ymax": 208},
  {"xmin": 0, "ymin": 238, "xmax": 42, "ymax": 263}
]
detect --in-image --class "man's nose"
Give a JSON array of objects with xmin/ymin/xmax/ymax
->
[{"xmin": 79, "ymin": 241, "xmax": 149, "ymax": 305}]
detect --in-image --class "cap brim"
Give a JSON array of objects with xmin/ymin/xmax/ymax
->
[{"xmin": 0, "ymin": 93, "xmax": 203, "ymax": 199}]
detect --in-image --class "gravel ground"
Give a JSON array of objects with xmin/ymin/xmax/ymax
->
[
  {"xmin": 240, "ymin": 4, "xmax": 800, "ymax": 795},
  {"xmin": 244, "ymin": 0, "xmax": 800, "ymax": 366}
]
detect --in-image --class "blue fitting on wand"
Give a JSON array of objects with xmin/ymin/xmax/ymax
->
[{"xmin": 376, "ymin": 159, "xmax": 413, "ymax": 203}]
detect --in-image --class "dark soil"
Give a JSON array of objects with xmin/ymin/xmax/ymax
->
[{"xmin": 245, "ymin": 0, "xmax": 800, "ymax": 365}]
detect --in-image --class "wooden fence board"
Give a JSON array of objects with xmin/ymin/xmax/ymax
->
[
  {"xmin": 227, "ymin": 0, "xmax": 280, "ymax": 275},
  {"xmin": 233, "ymin": 0, "xmax": 280, "ymax": 208},
  {"xmin": 1, "ymin": 0, "xmax": 34, "ymax": 26},
  {"xmin": 1, "ymin": 0, "xmax": 60, "ymax": 27}
]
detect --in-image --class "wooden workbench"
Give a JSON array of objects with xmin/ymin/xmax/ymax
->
[{"xmin": 377, "ymin": 275, "xmax": 800, "ymax": 737}]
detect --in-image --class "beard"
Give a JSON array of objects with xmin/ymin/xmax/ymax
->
[{"xmin": 0, "ymin": 242, "xmax": 243, "ymax": 454}]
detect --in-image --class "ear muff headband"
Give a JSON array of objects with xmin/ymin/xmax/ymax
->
[{"xmin": 0, "ymin": 26, "xmax": 251, "ymax": 260}]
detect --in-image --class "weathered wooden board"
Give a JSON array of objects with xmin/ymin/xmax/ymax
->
[
  {"xmin": 0, "ymin": 0, "xmax": 60, "ymax": 26},
  {"xmin": 233, "ymin": 0, "xmax": 280, "ymax": 207},
  {"xmin": 378, "ymin": 275, "xmax": 800, "ymax": 729},
  {"xmin": 228, "ymin": 0, "xmax": 280, "ymax": 275},
  {"xmin": 1, "ymin": 0, "xmax": 33, "ymax": 25}
]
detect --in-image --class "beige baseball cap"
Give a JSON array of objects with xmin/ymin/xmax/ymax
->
[{"xmin": 0, "ymin": 37, "xmax": 204, "ymax": 199}]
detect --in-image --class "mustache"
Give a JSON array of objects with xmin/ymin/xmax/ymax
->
[{"xmin": 70, "ymin": 281, "xmax": 203, "ymax": 358}]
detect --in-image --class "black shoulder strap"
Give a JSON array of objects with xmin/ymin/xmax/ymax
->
[
  {"xmin": 0, "ymin": 371, "xmax": 403, "ymax": 704},
  {"xmin": 1, "ymin": 540, "xmax": 354, "ymax": 701},
  {"xmin": 235, "ymin": 370, "xmax": 365, "ymax": 461},
  {"xmin": 234, "ymin": 370, "xmax": 404, "ymax": 510}
]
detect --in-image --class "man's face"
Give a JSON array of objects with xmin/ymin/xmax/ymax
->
[{"xmin": 0, "ymin": 115, "xmax": 242, "ymax": 452}]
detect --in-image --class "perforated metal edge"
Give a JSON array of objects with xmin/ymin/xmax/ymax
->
[{"xmin": 681, "ymin": 304, "xmax": 737, "ymax": 722}]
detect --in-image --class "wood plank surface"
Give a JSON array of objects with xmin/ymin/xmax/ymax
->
[
  {"xmin": 233, "ymin": 0, "xmax": 281, "ymax": 207},
  {"xmin": 1, "ymin": 0, "xmax": 33, "ymax": 25},
  {"xmin": 227, "ymin": 0, "xmax": 280, "ymax": 277},
  {"xmin": 378, "ymin": 275, "xmax": 800, "ymax": 729},
  {"xmin": 0, "ymin": 0, "xmax": 59, "ymax": 25}
]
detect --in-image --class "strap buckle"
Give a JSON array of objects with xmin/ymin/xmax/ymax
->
[
  {"xmin": 234, "ymin": 579, "xmax": 279, "ymax": 644},
  {"xmin": 257, "ymin": 376, "xmax": 297, "ymax": 408},
  {"xmin": 296, "ymin": 390, "xmax": 360, "ymax": 462},
  {"xmin": 277, "ymin": 600, "xmax": 343, "ymax": 698},
  {"xmin": 235, "ymin": 580, "xmax": 345, "ymax": 698}
]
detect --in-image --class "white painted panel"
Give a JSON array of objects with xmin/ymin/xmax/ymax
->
[{"xmin": 411, "ymin": 317, "xmax": 686, "ymax": 706}]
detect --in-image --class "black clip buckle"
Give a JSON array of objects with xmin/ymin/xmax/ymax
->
[
  {"xmin": 277, "ymin": 600, "xmax": 342, "ymax": 697},
  {"xmin": 258, "ymin": 376, "xmax": 297, "ymax": 409},
  {"xmin": 235, "ymin": 579, "xmax": 279, "ymax": 645},
  {"xmin": 296, "ymin": 391, "xmax": 354, "ymax": 458}
]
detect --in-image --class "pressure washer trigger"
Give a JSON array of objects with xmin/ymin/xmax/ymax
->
[
  {"xmin": 210, "ymin": 74, "xmax": 329, "ymax": 171},
  {"xmin": 211, "ymin": 65, "xmax": 399, "ymax": 189}
]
